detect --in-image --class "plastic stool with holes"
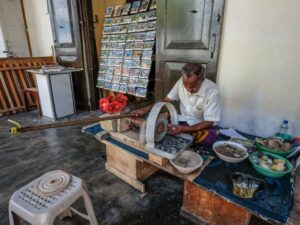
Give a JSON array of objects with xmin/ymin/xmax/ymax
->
[{"xmin": 8, "ymin": 170, "xmax": 99, "ymax": 225}]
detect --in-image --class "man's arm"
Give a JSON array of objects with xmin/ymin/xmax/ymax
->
[{"xmin": 168, "ymin": 121, "xmax": 214, "ymax": 135}]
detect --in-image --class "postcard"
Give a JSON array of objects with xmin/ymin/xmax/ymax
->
[
  {"xmin": 143, "ymin": 41, "xmax": 155, "ymax": 49},
  {"xmin": 122, "ymin": 16, "xmax": 132, "ymax": 24},
  {"xmin": 132, "ymin": 51, "xmax": 143, "ymax": 59},
  {"xmin": 147, "ymin": 20, "xmax": 156, "ymax": 30},
  {"xmin": 130, "ymin": 68, "xmax": 140, "ymax": 76},
  {"xmin": 101, "ymin": 51, "xmax": 108, "ymax": 59},
  {"xmin": 114, "ymin": 66, "xmax": 122, "ymax": 75},
  {"xmin": 102, "ymin": 35, "xmax": 110, "ymax": 42},
  {"xmin": 111, "ymin": 83, "xmax": 120, "ymax": 92},
  {"xmin": 145, "ymin": 31, "xmax": 156, "ymax": 41},
  {"xmin": 131, "ymin": 14, "xmax": 139, "ymax": 23},
  {"xmin": 136, "ymin": 32, "xmax": 146, "ymax": 41},
  {"xmin": 131, "ymin": 60, "xmax": 141, "ymax": 68},
  {"xmin": 109, "ymin": 35, "xmax": 117, "ymax": 42},
  {"xmin": 109, "ymin": 42, "xmax": 118, "ymax": 49},
  {"xmin": 127, "ymin": 86, "xmax": 136, "ymax": 95},
  {"xmin": 107, "ymin": 59, "xmax": 115, "ymax": 67},
  {"xmin": 114, "ymin": 59, "xmax": 124, "ymax": 67},
  {"xmin": 119, "ymin": 84, "xmax": 128, "ymax": 93},
  {"xmin": 139, "ymin": 0, "xmax": 150, "ymax": 12},
  {"xmin": 117, "ymin": 34, "xmax": 127, "ymax": 42},
  {"xmin": 122, "ymin": 3, "xmax": 131, "ymax": 15},
  {"xmin": 149, "ymin": 9, "xmax": 156, "ymax": 20},
  {"xmin": 123, "ymin": 60, "xmax": 132, "ymax": 68},
  {"xmin": 118, "ymin": 25, "xmax": 127, "ymax": 34},
  {"xmin": 106, "ymin": 67, "xmax": 114, "ymax": 75},
  {"xmin": 138, "ymin": 12, "xmax": 148, "ymax": 22},
  {"xmin": 130, "ymin": 1, "xmax": 141, "ymax": 14},
  {"xmin": 104, "ymin": 81, "xmax": 112, "ymax": 90},
  {"xmin": 116, "ymin": 42, "xmax": 125, "ymax": 50},
  {"xmin": 96, "ymin": 79, "xmax": 105, "ymax": 88},
  {"xmin": 105, "ymin": 7, "xmax": 113, "ymax": 18},
  {"xmin": 97, "ymin": 74, "xmax": 105, "ymax": 80},
  {"xmin": 108, "ymin": 51, "xmax": 115, "ymax": 58},
  {"xmin": 100, "ymin": 59, "xmax": 108, "ymax": 66},
  {"xmin": 126, "ymin": 34, "xmax": 135, "ymax": 42},
  {"xmin": 132, "ymin": 42, "xmax": 144, "ymax": 50},
  {"xmin": 111, "ymin": 26, "xmax": 119, "ymax": 34},
  {"xmin": 122, "ymin": 67, "xmax": 130, "ymax": 76},
  {"xmin": 104, "ymin": 18, "xmax": 113, "ymax": 26},
  {"xmin": 135, "ymin": 87, "xmax": 147, "ymax": 97},
  {"xmin": 120, "ymin": 75, "xmax": 129, "ymax": 84},
  {"xmin": 114, "ymin": 51, "xmax": 124, "ymax": 59},
  {"xmin": 141, "ymin": 60, "xmax": 152, "ymax": 69},
  {"xmin": 128, "ymin": 76, "xmax": 139, "ymax": 87},
  {"xmin": 127, "ymin": 24, "xmax": 137, "ymax": 33},
  {"xmin": 99, "ymin": 65, "xmax": 106, "ymax": 74},
  {"xmin": 138, "ymin": 78, "xmax": 149, "ymax": 88},
  {"xmin": 103, "ymin": 26, "xmax": 112, "ymax": 34},
  {"xmin": 136, "ymin": 22, "xmax": 147, "ymax": 32},
  {"xmin": 105, "ymin": 74, "xmax": 113, "ymax": 82},
  {"xmin": 124, "ymin": 50, "xmax": 133, "ymax": 59},
  {"xmin": 125, "ymin": 43, "xmax": 133, "ymax": 50},
  {"xmin": 114, "ymin": 5, "xmax": 123, "ymax": 17},
  {"xmin": 139, "ymin": 69, "xmax": 150, "ymax": 78},
  {"xmin": 142, "ymin": 50, "xmax": 152, "ymax": 59},
  {"xmin": 150, "ymin": 0, "xmax": 157, "ymax": 10},
  {"xmin": 112, "ymin": 75, "xmax": 121, "ymax": 83}
]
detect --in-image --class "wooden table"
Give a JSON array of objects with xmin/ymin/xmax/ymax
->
[{"xmin": 96, "ymin": 130, "xmax": 293, "ymax": 225}]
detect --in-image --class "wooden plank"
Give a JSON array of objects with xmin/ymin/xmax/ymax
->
[
  {"xmin": 182, "ymin": 181, "xmax": 215, "ymax": 224},
  {"xmin": 0, "ymin": 71, "xmax": 14, "ymax": 108},
  {"xmin": 211, "ymin": 195, "xmax": 251, "ymax": 225},
  {"xmin": 105, "ymin": 163, "xmax": 146, "ymax": 193},
  {"xmin": 149, "ymin": 153, "xmax": 168, "ymax": 166},
  {"xmin": 15, "ymin": 62, "xmax": 34, "ymax": 105},
  {"xmin": 136, "ymin": 160, "xmax": 159, "ymax": 181},
  {"xmin": 0, "ymin": 81, "xmax": 8, "ymax": 110},
  {"xmin": 3, "ymin": 65, "xmax": 22, "ymax": 107}
]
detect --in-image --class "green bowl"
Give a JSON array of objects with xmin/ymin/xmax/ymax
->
[
  {"xmin": 256, "ymin": 143, "xmax": 292, "ymax": 157},
  {"xmin": 249, "ymin": 152, "xmax": 293, "ymax": 178}
]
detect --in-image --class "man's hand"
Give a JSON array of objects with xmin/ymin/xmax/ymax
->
[
  {"xmin": 131, "ymin": 105, "xmax": 152, "ymax": 116},
  {"xmin": 167, "ymin": 124, "xmax": 186, "ymax": 135}
]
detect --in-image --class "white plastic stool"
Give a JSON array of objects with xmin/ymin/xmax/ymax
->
[{"xmin": 8, "ymin": 171, "xmax": 99, "ymax": 225}]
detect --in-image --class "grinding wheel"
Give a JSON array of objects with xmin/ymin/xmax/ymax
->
[{"xmin": 154, "ymin": 115, "xmax": 168, "ymax": 142}]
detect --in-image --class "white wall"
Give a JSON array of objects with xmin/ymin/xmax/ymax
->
[
  {"xmin": 217, "ymin": 0, "xmax": 300, "ymax": 137},
  {"xmin": 0, "ymin": 22, "xmax": 6, "ymax": 57},
  {"xmin": 23, "ymin": 0, "xmax": 54, "ymax": 56}
]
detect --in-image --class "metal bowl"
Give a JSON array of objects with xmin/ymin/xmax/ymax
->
[
  {"xmin": 213, "ymin": 141, "xmax": 249, "ymax": 163},
  {"xmin": 170, "ymin": 151, "xmax": 203, "ymax": 174}
]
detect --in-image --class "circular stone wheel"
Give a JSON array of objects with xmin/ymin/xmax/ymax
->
[{"xmin": 154, "ymin": 115, "xmax": 168, "ymax": 142}]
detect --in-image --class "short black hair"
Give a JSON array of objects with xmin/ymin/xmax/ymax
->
[{"xmin": 182, "ymin": 63, "xmax": 205, "ymax": 78}]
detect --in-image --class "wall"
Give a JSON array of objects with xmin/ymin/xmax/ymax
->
[
  {"xmin": 92, "ymin": 0, "xmax": 126, "ymax": 60},
  {"xmin": 217, "ymin": 0, "xmax": 300, "ymax": 137},
  {"xmin": 0, "ymin": 23, "xmax": 6, "ymax": 57},
  {"xmin": 23, "ymin": 0, "xmax": 54, "ymax": 56}
]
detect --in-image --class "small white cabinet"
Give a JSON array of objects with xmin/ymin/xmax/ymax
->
[{"xmin": 28, "ymin": 69, "xmax": 81, "ymax": 120}]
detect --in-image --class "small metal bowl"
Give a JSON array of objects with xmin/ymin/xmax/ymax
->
[{"xmin": 170, "ymin": 151, "xmax": 203, "ymax": 174}]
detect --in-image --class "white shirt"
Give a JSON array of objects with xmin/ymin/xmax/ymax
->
[{"xmin": 167, "ymin": 78, "xmax": 221, "ymax": 125}]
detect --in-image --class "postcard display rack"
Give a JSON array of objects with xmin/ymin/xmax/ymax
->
[{"xmin": 96, "ymin": 0, "xmax": 157, "ymax": 98}]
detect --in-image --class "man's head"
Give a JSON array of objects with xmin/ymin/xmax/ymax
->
[{"xmin": 182, "ymin": 63, "xmax": 205, "ymax": 94}]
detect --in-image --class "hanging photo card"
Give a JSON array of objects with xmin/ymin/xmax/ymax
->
[
  {"xmin": 104, "ymin": 18, "xmax": 113, "ymax": 26},
  {"xmin": 101, "ymin": 50, "xmax": 108, "ymax": 59},
  {"xmin": 102, "ymin": 35, "xmax": 110, "ymax": 42},
  {"xmin": 141, "ymin": 60, "xmax": 152, "ymax": 69},
  {"xmin": 114, "ymin": 5, "xmax": 123, "ymax": 17},
  {"xmin": 109, "ymin": 42, "xmax": 118, "ymax": 49},
  {"xmin": 127, "ymin": 86, "xmax": 136, "ymax": 95},
  {"xmin": 136, "ymin": 32, "xmax": 146, "ymax": 41},
  {"xmin": 119, "ymin": 84, "xmax": 128, "ymax": 93},
  {"xmin": 116, "ymin": 42, "xmax": 126, "ymax": 50},
  {"xmin": 124, "ymin": 50, "xmax": 133, "ymax": 59},
  {"xmin": 122, "ymin": 16, "xmax": 132, "ymax": 24},
  {"xmin": 132, "ymin": 42, "xmax": 144, "ymax": 50},
  {"xmin": 142, "ymin": 50, "xmax": 153, "ymax": 59},
  {"xmin": 150, "ymin": 0, "xmax": 157, "ymax": 10},
  {"xmin": 117, "ymin": 34, "xmax": 127, "ymax": 42},
  {"xmin": 109, "ymin": 35, "xmax": 117, "ymax": 42},
  {"xmin": 122, "ymin": 3, "xmax": 132, "ymax": 15},
  {"xmin": 128, "ymin": 24, "xmax": 138, "ymax": 33},
  {"xmin": 130, "ymin": 68, "xmax": 140, "ymax": 76},
  {"xmin": 105, "ymin": 7, "xmax": 113, "ymax": 18},
  {"xmin": 114, "ymin": 59, "xmax": 123, "ymax": 67},
  {"xmin": 104, "ymin": 81, "xmax": 113, "ymax": 90},
  {"xmin": 120, "ymin": 76, "xmax": 129, "ymax": 84},
  {"xmin": 126, "ymin": 34, "xmax": 135, "ymax": 42},
  {"xmin": 136, "ymin": 22, "xmax": 147, "ymax": 32},
  {"xmin": 103, "ymin": 26, "xmax": 112, "ymax": 34},
  {"xmin": 97, "ymin": 79, "xmax": 105, "ymax": 88},
  {"xmin": 118, "ymin": 25, "xmax": 128, "ymax": 34},
  {"xmin": 111, "ymin": 83, "xmax": 120, "ymax": 92},
  {"xmin": 108, "ymin": 51, "xmax": 115, "ymax": 58},
  {"xmin": 145, "ymin": 31, "xmax": 156, "ymax": 41},
  {"xmin": 128, "ymin": 76, "xmax": 139, "ymax": 87},
  {"xmin": 125, "ymin": 43, "xmax": 134, "ymax": 50},
  {"xmin": 112, "ymin": 75, "xmax": 121, "ymax": 83},
  {"xmin": 99, "ymin": 65, "xmax": 107, "ymax": 74},
  {"xmin": 132, "ymin": 51, "xmax": 143, "ymax": 59},
  {"xmin": 135, "ymin": 87, "xmax": 147, "ymax": 97},
  {"xmin": 131, "ymin": 1, "xmax": 141, "ymax": 14},
  {"xmin": 131, "ymin": 14, "xmax": 139, "ymax": 23},
  {"xmin": 106, "ymin": 67, "xmax": 114, "ymax": 74},
  {"xmin": 147, "ymin": 20, "xmax": 156, "ymax": 30},
  {"xmin": 105, "ymin": 74, "xmax": 113, "ymax": 82},
  {"xmin": 114, "ymin": 66, "xmax": 122, "ymax": 75},
  {"xmin": 122, "ymin": 67, "xmax": 131, "ymax": 76},
  {"xmin": 139, "ymin": 69, "xmax": 150, "ymax": 78},
  {"xmin": 139, "ymin": 0, "xmax": 150, "ymax": 12},
  {"xmin": 123, "ymin": 60, "xmax": 132, "ymax": 68},
  {"xmin": 149, "ymin": 10, "xmax": 156, "ymax": 20},
  {"xmin": 100, "ymin": 59, "xmax": 108, "ymax": 66},
  {"xmin": 107, "ymin": 59, "xmax": 115, "ymax": 67},
  {"xmin": 138, "ymin": 12, "xmax": 149, "ymax": 22},
  {"xmin": 143, "ymin": 41, "xmax": 155, "ymax": 49},
  {"xmin": 138, "ymin": 78, "xmax": 149, "ymax": 88}
]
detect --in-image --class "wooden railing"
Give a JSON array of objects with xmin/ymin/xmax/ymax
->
[{"xmin": 0, "ymin": 56, "xmax": 54, "ymax": 116}]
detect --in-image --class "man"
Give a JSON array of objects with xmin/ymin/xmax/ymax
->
[{"xmin": 134, "ymin": 63, "xmax": 221, "ymax": 141}]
